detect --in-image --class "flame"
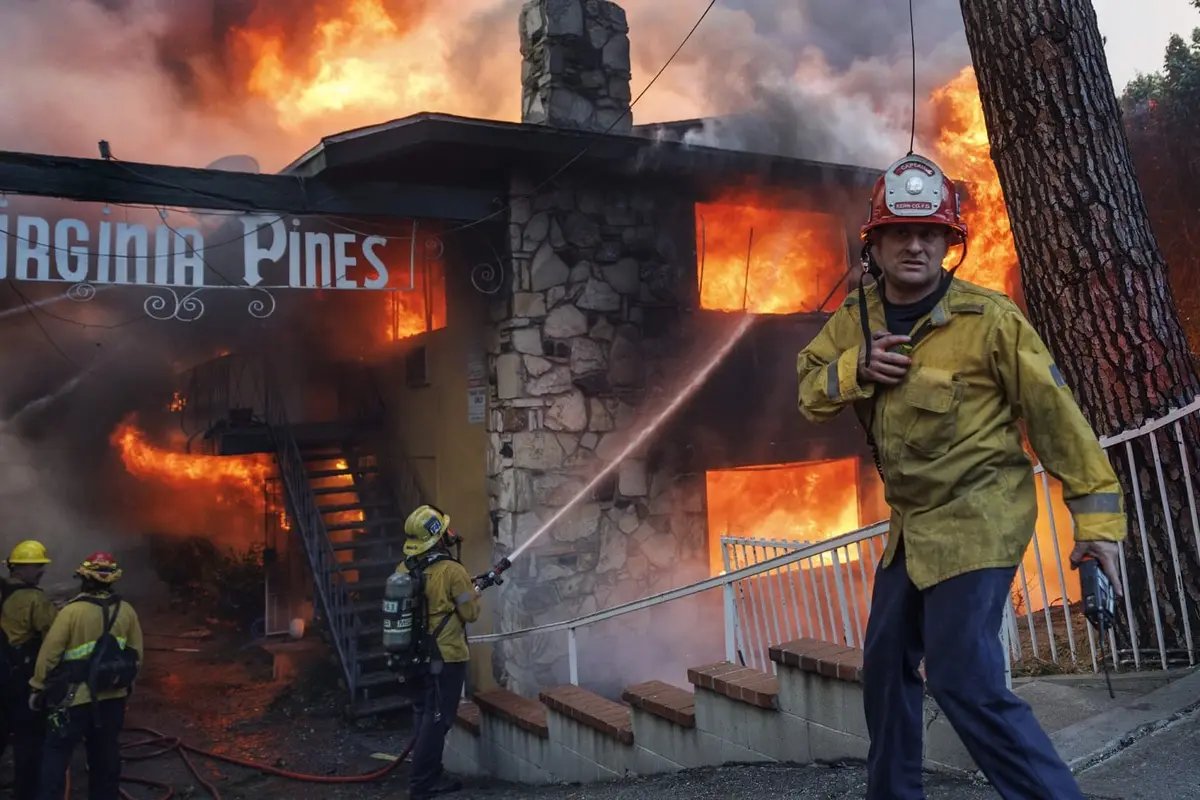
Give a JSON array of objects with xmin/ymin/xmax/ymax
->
[
  {"xmin": 379, "ymin": 229, "xmax": 448, "ymax": 342},
  {"xmin": 233, "ymin": 0, "xmax": 444, "ymax": 132},
  {"xmin": 168, "ymin": 391, "xmax": 187, "ymax": 413},
  {"xmin": 706, "ymin": 459, "xmax": 861, "ymax": 575},
  {"xmin": 386, "ymin": 270, "xmax": 447, "ymax": 341},
  {"xmin": 696, "ymin": 194, "xmax": 849, "ymax": 313},
  {"xmin": 111, "ymin": 417, "xmax": 272, "ymax": 506},
  {"xmin": 929, "ymin": 67, "xmax": 1020, "ymax": 297}
]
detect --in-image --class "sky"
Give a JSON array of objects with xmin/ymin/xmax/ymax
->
[{"xmin": 1094, "ymin": 0, "xmax": 1199, "ymax": 91}]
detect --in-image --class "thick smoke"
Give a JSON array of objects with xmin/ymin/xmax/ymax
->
[
  {"xmin": 0, "ymin": 194, "xmax": 393, "ymax": 589},
  {"xmin": 0, "ymin": 0, "xmax": 969, "ymax": 170},
  {"xmin": 643, "ymin": 0, "xmax": 973, "ymax": 168},
  {"xmin": 0, "ymin": 0, "xmax": 972, "ymax": 626}
]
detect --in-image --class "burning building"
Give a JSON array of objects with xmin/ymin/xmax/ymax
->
[{"xmin": 0, "ymin": 0, "xmax": 1082, "ymax": 714}]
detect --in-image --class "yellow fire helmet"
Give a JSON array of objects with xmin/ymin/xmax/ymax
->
[
  {"xmin": 8, "ymin": 540, "xmax": 51, "ymax": 565},
  {"xmin": 403, "ymin": 505, "xmax": 451, "ymax": 557}
]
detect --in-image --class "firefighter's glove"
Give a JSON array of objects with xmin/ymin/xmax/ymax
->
[
  {"xmin": 28, "ymin": 692, "xmax": 44, "ymax": 712},
  {"xmin": 1070, "ymin": 541, "xmax": 1123, "ymax": 598},
  {"xmin": 857, "ymin": 331, "xmax": 912, "ymax": 387}
]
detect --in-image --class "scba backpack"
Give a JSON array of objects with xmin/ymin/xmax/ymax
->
[
  {"xmin": 48, "ymin": 595, "xmax": 139, "ymax": 701},
  {"xmin": 382, "ymin": 552, "xmax": 455, "ymax": 693}
]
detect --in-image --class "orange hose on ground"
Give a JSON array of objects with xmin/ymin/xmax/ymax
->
[{"xmin": 115, "ymin": 726, "xmax": 414, "ymax": 800}]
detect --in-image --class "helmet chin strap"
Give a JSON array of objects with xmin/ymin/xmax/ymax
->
[
  {"xmin": 946, "ymin": 237, "xmax": 970, "ymax": 274},
  {"xmin": 859, "ymin": 244, "xmax": 882, "ymax": 368}
]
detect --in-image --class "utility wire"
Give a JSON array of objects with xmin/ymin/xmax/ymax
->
[
  {"xmin": 7, "ymin": 279, "xmax": 84, "ymax": 367},
  {"xmin": 442, "ymin": 0, "xmax": 721, "ymax": 235}
]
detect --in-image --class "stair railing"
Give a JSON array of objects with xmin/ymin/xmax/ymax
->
[{"xmin": 262, "ymin": 369, "xmax": 361, "ymax": 698}]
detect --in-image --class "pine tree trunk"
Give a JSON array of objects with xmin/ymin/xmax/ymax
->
[{"xmin": 959, "ymin": 0, "xmax": 1200, "ymax": 662}]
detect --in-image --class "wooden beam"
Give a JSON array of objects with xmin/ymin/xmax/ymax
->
[{"xmin": 0, "ymin": 150, "xmax": 502, "ymax": 221}]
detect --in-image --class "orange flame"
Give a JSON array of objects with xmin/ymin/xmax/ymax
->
[
  {"xmin": 706, "ymin": 459, "xmax": 862, "ymax": 575},
  {"xmin": 696, "ymin": 193, "xmax": 849, "ymax": 314},
  {"xmin": 168, "ymin": 391, "xmax": 187, "ymax": 413},
  {"xmin": 111, "ymin": 417, "xmax": 272, "ymax": 506},
  {"xmin": 233, "ymin": 0, "xmax": 443, "ymax": 132},
  {"xmin": 386, "ymin": 268, "xmax": 447, "ymax": 341},
  {"xmin": 929, "ymin": 67, "xmax": 1021, "ymax": 297}
]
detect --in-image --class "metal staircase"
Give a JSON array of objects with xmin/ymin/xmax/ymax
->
[
  {"xmin": 262, "ymin": 373, "xmax": 420, "ymax": 718},
  {"xmin": 175, "ymin": 353, "xmax": 427, "ymax": 717}
]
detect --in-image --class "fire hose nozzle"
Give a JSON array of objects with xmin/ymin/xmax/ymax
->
[{"xmin": 474, "ymin": 557, "xmax": 512, "ymax": 592}]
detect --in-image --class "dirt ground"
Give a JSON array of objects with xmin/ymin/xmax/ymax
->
[
  {"xmin": 126, "ymin": 605, "xmax": 422, "ymax": 800},
  {"xmin": 0, "ymin": 595, "xmax": 418, "ymax": 800}
]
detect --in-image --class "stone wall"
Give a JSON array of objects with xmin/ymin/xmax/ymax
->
[
  {"xmin": 519, "ymin": 0, "xmax": 633, "ymax": 135},
  {"xmin": 484, "ymin": 176, "xmax": 714, "ymax": 697}
]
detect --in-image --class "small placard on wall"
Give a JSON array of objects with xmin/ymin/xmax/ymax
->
[{"xmin": 467, "ymin": 386, "xmax": 487, "ymax": 424}]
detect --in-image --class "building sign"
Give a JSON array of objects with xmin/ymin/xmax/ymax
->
[
  {"xmin": 467, "ymin": 354, "xmax": 488, "ymax": 425},
  {"xmin": 0, "ymin": 196, "xmax": 443, "ymax": 320}
]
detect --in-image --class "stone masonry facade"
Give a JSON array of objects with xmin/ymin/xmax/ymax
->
[
  {"xmin": 519, "ymin": 0, "xmax": 633, "ymax": 135},
  {"xmin": 483, "ymin": 0, "xmax": 722, "ymax": 700},
  {"xmin": 483, "ymin": 175, "xmax": 714, "ymax": 698}
]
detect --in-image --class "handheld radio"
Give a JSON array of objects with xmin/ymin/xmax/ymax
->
[{"xmin": 1079, "ymin": 557, "xmax": 1117, "ymax": 698}]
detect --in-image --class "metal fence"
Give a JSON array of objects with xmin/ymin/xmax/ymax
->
[
  {"xmin": 722, "ymin": 396, "xmax": 1200, "ymax": 677},
  {"xmin": 471, "ymin": 397, "xmax": 1200, "ymax": 693}
]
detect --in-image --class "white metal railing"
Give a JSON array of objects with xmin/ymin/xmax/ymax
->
[
  {"xmin": 470, "ymin": 523, "xmax": 888, "ymax": 687},
  {"xmin": 471, "ymin": 396, "xmax": 1200, "ymax": 691},
  {"xmin": 724, "ymin": 395, "xmax": 1200, "ymax": 677}
]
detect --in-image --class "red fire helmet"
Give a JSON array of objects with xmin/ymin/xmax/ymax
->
[
  {"xmin": 77, "ymin": 551, "xmax": 122, "ymax": 584},
  {"xmin": 860, "ymin": 153, "xmax": 968, "ymax": 243}
]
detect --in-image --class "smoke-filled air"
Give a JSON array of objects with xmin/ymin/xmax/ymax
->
[
  {"xmin": 0, "ymin": 0, "xmax": 991, "ymax": 598},
  {"xmin": 0, "ymin": 0, "xmax": 969, "ymax": 170}
]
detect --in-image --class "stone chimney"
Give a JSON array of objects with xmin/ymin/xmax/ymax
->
[{"xmin": 519, "ymin": 0, "xmax": 633, "ymax": 135}]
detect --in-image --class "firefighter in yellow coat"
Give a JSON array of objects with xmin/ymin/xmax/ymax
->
[
  {"xmin": 796, "ymin": 153, "xmax": 1127, "ymax": 800},
  {"xmin": 0, "ymin": 541, "xmax": 58, "ymax": 800},
  {"xmin": 30, "ymin": 552, "xmax": 143, "ymax": 800},
  {"xmin": 396, "ymin": 505, "xmax": 481, "ymax": 800}
]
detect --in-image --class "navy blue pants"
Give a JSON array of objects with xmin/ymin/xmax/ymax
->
[
  {"xmin": 863, "ymin": 545, "xmax": 1083, "ymax": 800},
  {"xmin": 37, "ymin": 698, "xmax": 126, "ymax": 800},
  {"xmin": 408, "ymin": 660, "xmax": 467, "ymax": 798},
  {"xmin": 1, "ymin": 678, "xmax": 45, "ymax": 800}
]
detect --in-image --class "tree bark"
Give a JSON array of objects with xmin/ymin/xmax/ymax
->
[{"xmin": 959, "ymin": 0, "xmax": 1200, "ymax": 662}]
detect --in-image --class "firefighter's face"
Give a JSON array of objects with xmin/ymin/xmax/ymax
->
[{"xmin": 873, "ymin": 224, "xmax": 950, "ymax": 292}]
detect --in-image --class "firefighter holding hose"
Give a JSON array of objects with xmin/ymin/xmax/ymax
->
[
  {"xmin": 795, "ymin": 153, "xmax": 1127, "ymax": 799},
  {"xmin": 31, "ymin": 552, "xmax": 143, "ymax": 800},
  {"xmin": 0, "ymin": 541, "xmax": 58, "ymax": 800},
  {"xmin": 384, "ymin": 504, "xmax": 481, "ymax": 800}
]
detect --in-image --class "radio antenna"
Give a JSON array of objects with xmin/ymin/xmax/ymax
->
[{"xmin": 907, "ymin": 0, "xmax": 917, "ymax": 155}]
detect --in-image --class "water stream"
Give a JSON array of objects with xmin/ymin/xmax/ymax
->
[{"xmin": 510, "ymin": 313, "xmax": 757, "ymax": 561}]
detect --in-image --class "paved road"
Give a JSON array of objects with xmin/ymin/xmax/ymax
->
[
  {"xmin": 1076, "ymin": 708, "xmax": 1200, "ymax": 800},
  {"xmin": 455, "ymin": 735, "xmax": 1199, "ymax": 800},
  {"xmin": 461, "ymin": 764, "xmax": 1000, "ymax": 800}
]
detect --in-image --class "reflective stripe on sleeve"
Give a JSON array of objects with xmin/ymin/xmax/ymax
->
[
  {"xmin": 827, "ymin": 361, "xmax": 840, "ymax": 399},
  {"xmin": 1067, "ymin": 493, "xmax": 1122, "ymax": 514},
  {"xmin": 454, "ymin": 591, "xmax": 476, "ymax": 607}
]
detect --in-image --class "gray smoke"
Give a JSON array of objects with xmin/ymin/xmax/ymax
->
[
  {"xmin": 0, "ymin": 0, "xmax": 974, "ymax": 594},
  {"xmin": 0, "ymin": 0, "xmax": 971, "ymax": 170},
  {"xmin": 635, "ymin": 0, "xmax": 973, "ymax": 168}
]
